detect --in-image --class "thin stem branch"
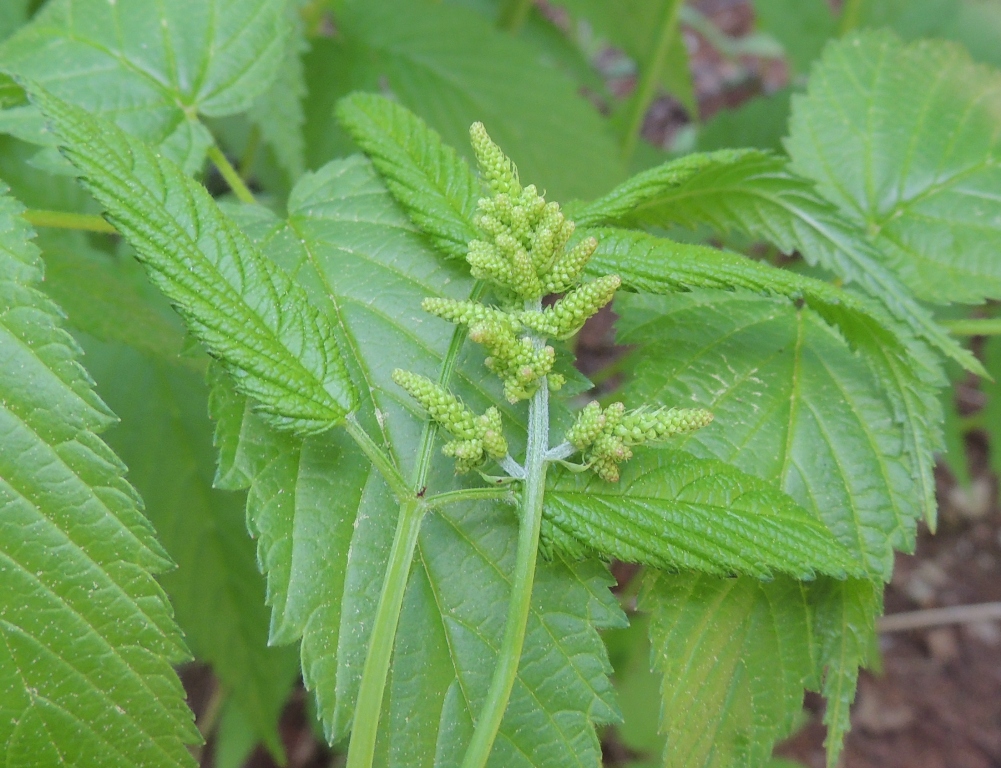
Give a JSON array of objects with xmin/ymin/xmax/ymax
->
[
  {"xmin": 499, "ymin": 454, "xmax": 527, "ymax": 479},
  {"xmin": 207, "ymin": 144, "xmax": 256, "ymax": 205},
  {"xmin": 424, "ymin": 486, "xmax": 516, "ymax": 511},
  {"xmin": 942, "ymin": 318, "xmax": 1001, "ymax": 336},
  {"xmin": 497, "ymin": 0, "xmax": 533, "ymax": 32},
  {"xmin": 545, "ymin": 441, "xmax": 575, "ymax": 462},
  {"xmin": 238, "ymin": 125, "xmax": 262, "ymax": 181},
  {"xmin": 344, "ymin": 415, "xmax": 411, "ymax": 501},
  {"xmin": 461, "ymin": 373, "xmax": 550, "ymax": 768},
  {"xmin": 620, "ymin": 0, "xmax": 684, "ymax": 164},
  {"xmin": 22, "ymin": 209, "xmax": 117, "ymax": 234},
  {"xmin": 346, "ymin": 280, "xmax": 486, "ymax": 768},
  {"xmin": 879, "ymin": 602, "xmax": 1001, "ymax": 633},
  {"xmin": 344, "ymin": 498, "xmax": 424, "ymax": 768}
]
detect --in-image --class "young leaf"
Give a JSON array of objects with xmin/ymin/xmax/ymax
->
[
  {"xmin": 0, "ymin": 186, "xmax": 198, "ymax": 765},
  {"xmin": 211, "ymin": 156, "xmax": 624, "ymax": 765},
  {"xmin": 616, "ymin": 290, "xmax": 919, "ymax": 579},
  {"xmin": 545, "ymin": 449, "xmax": 860, "ymax": 579},
  {"xmin": 787, "ymin": 30, "xmax": 1001, "ymax": 304},
  {"xmin": 570, "ymin": 148, "xmax": 982, "ymax": 375},
  {"xmin": 302, "ymin": 0, "xmax": 624, "ymax": 200},
  {"xmin": 336, "ymin": 93, "xmax": 480, "ymax": 260},
  {"xmin": 0, "ymin": 0, "xmax": 291, "ymax": 172},
  {"xmin": 31, "ymin": 87, "xmax": 358, "ymax": 434},
  {"xmin": 642, "ymin": 572, "xmax": 817, "ymax": 768},
  {"xmin": 589, "ymin": 227, "xmax": 945, "ymax": 527}
]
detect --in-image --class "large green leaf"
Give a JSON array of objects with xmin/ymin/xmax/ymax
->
[
  {"xmin": 570, "ymin": 148, "xmax": 980, "ymax": 375},
  {"xmin": 32, "ymin": 87, "xmax": 358, "ymax": 434},
  {"xmin": 787, "ymin": 30, "xmax": 1001, "ymax": 304},
  {"xmin": 38, "ymin": 232, "xmax": 301, "ymax": 759},
  {"xmin": 642, "ymin": 573, "xmax": 816, "ymax": 768},
  {"xmin": 589, "ymin": 227, "xmax": 944, "ymax": 527},
  {"xmin": 211, "ymin": 155, "xmax": 626, "ymax": 766},
  {"xmin": 0, "ymin": 187, "xmax": 198, "ymax": 764},
  {"xmin": 302, "ymin": 0, "xmax": 624, "ymax": 201},
  {"xmin": 616, "ymin": 290, "xmax": 917, "ymax": 579},
  {"xmin": 545, "ymin": 450, "xmax": 859, "ymax": 579},
  {"xmin": 0, "ymin": 0, "xmax": 290, "ymax": 171}
]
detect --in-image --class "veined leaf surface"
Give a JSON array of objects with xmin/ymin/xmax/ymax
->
[
  {"xmin": 0, "ymin": 186, "xmax": 198, "ymax": 765},
  {"xmin": 0, "ymin": 0, "xmax": 290, "ymax": 171}
]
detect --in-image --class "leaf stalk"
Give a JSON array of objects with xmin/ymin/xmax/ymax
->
[
  {"xmin": 22, "ymin": 208, "xmax": 117, "ymax": 234},
  {"xmin": 207, "ymin": 144, "xmax": 257, "ymax": 205},
  {"xmin": 344, "ymin": 415, "xmax": 411, "ymax": 501}
]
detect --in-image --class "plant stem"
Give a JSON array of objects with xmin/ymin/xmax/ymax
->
[
  {"xmin": 942, "ymin": 318, "xmax": 1001, "ymax": 336},
  {"xmin": 620, "ymin": 0, "xmax": 684, "ymax": 164},
  {"xmin": 238, "ymin": 125, "xmax": 261, "ymax": 181},
  {"xmin": 22, "ymin": 209, "xmax": 117, "ymax": 234},
  {"xmin": 424, "ymin": 486, "xmax": 516, "ymax": 511},
  {"xmin": 345, "ymin": 281, "xmax": 486, "ymax": 768},
  {"xmin": 207, "ymin": 144, "xmax": 256, "ymax": 205},
  {"xmin": 838, "ymin": 0, "xmax": 865, "ymax": 34},
  {"xmin": 344, "ymin": 497, "xmax": 424, "ymax": 768},
  {"xmin": 497, "ymin": 0, "xmax": 533, "ymax": 32},
  {"xmin": 879, "ymin": 601, "xmax": 1001, "ymax": 633},
  {"xmin": 344, "ymin": 415, "xmax": 411, "ymax": 501},
  {"xmin": 460, "ymin": 370, "xmax": 550, "ymax": 768}
]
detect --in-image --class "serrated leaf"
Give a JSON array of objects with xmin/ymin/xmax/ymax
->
[
  {"xmin": 642, "ymin": 572, "xmax": 816, "ymax": 768},
  {"xmin": 0, "ymin": 185, "xmax": 198, "ymax": 764},
  {"xmin": 336, "ymin": 93, "xmax": 480, "ymax": 260},
  {"xmin": 588, "ymin": 227, "xmax": 945, "ymax": 527},
  {"xmin": 303, "ymin": 0, "xmax": 624, "ymax": 201},
  {"xmin": 31, "ymin": 87, "xmax": 358, "ymax": 434},
  {"xmin": 787, "ymin": 30, "xmax": 1001, "ymax": 304},
  {"xmin": 545, "ymin": 449, "xmax": 859, "ymax": 579},
  {"xmin": 0, "ymin": 0, "xmax": 290, "ymax": 172},
  {"xmin": 570, "ymin": 148, "xmax": 981, "ymax": 375},
  {"xmin": 807, "ymin": 577, "xmax": 881, "ymax": 767},
  {"xmin": 616, "ymin": 290, "xmax": 917, "ymax": 578},
  {"xmin": 209, "ymin": 155, "xmax": 624, "ymax": 766}
]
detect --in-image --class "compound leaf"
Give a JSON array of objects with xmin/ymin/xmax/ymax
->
[
  {"xmin": 571, "ymin": 148, "xmax": 981, "ymax": 375},
  {"xmin": 787, "ymin": 30, "xmax": 1001, "ymax": 304},
  {"xmin": 336, "ymin": 93, "xmax": 480, "ymax": 260},
  {"xmin": 0, "ymin": 186, "xmax": 198, "ymax": 765},
  {"xmin": 32, "ymin": 87, "xmax": 358, "ymax": 434},
  {"xmin": 0, "ymin": 0, "xmax": 290, "ymax": 172},
  {"xmin": 545, "ymin": 450, "xmax": 860, "ymax": 579}
]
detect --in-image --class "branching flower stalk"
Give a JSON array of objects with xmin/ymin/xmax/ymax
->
[{"xmin": 347, "ymin": 123, "xmax": 712, "ymax": 768}]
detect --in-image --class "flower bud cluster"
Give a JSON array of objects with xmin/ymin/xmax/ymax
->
[
  {"xmin": 567, "ymin": 402, "xmax": 714, "ymax": 482},
  {"xmin": 392, "ymin": 369, "xmax": 508, "ymax": 473}
]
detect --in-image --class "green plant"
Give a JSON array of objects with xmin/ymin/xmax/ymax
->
[{"xmin": 1, "ymin": 2, "xmax": 1000, "ymax": 768}]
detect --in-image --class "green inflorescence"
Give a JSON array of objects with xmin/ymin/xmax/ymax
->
[
  {"xmin": 394, "ymin": 122, "xmax": 710, "ymax": 479},
  {"xmin": 567, "ymin": 402, "xmax": 714, "ymax": 482}
]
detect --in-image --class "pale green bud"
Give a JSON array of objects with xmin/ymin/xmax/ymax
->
[
  {"xmin": 521, "ymin": 274, "xmax": 621, "ymax": 339},
  {"xmin": 470, "ymin": 122, "xmax": 520, "ymax": 195},
  {"xmin": 541, "ymin": 236, "xmax": 597, "ymax": 294},
  {"xmin": 421, "ymin": 298, "xmax": 514, "ymax": 330},
  {"xmin": 566, "ymin": 401, "xmax": 605, "ymax": 450},
  {"xmin": 392, "ymin": 369, "xmax": 478, "ymax": 439},
  {"xmin": 475, "ymin": 406, "xmax": 508, "ymax": 458},
  {"xmin": 614, "ymin": 407, "xmax": 715, "ymax": 445}
]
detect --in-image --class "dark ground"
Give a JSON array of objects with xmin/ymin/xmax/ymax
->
[{"xmin": 184, "ymin": 1, "xmax": 1001, "ymax": 765}]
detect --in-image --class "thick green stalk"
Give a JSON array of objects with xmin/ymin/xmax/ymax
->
[
  {"xmin": 207, "ymin": 144, "xmax": 257, "ymax": 205},
  {"xmin": 346, "ymin": 281, "xmax": 485, "ymax": 768},
  {"xmin": 620, "ymin": 0, "xmax": 684, "ymax": 163},
  {"xmin": 942, "ymin": 318, "xmax": 1001, "ymax": 336},
  {"xmin": 22, "ymin": 209, "xmax": 117, "ymax": 234},
  {"xmin": 344, "ymin": 497, "xmax": 424, "ymax": 768},
  {"xmin": 344, "ymin": 415, "xmax": 411, "ymax": 501},
  {"xmin": 460, "ymin": 366, "xmax": 550, "ymax": 768},
  {"xmin": 424, "ymin": 486, "xmax": 515, "ymax": 511}
]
